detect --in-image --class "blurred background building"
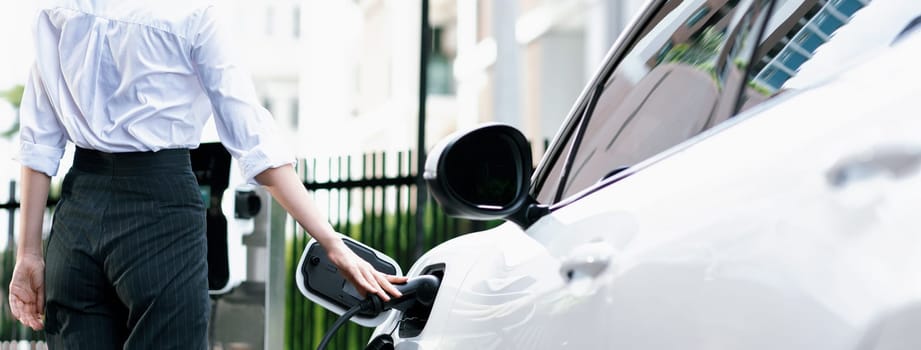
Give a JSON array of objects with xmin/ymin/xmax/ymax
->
[
  {"xmin": 0, "ymin": 0, "xmax": 877, "ymax": 267},
  {"xmin": 0, "ymin": 0, "xmax": 659, "ymax": 172},
  {"xmin": 217, "ymin": 0, "xmax": 649, "ymax": 159}
]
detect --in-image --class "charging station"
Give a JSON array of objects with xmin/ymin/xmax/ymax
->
[
  {"xmin": 190, "ymin": 142, "xmax": 233, "ymax": 293},
  {"xmin": 192, "ymin": 143, "xmax": 286, "ymax": 350}
]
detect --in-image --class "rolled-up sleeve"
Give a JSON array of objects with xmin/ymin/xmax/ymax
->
[
  {"xmin": 190, "ymin": 5, "xmax": 294, "ymax": 184},
  {"xmin": 18, "ymin": 64, "xmax": 66, "ymax": 177}
]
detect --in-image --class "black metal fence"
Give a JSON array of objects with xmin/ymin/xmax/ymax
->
[{"xmin": 284, "ymin": 149, "xmax": 500, "ymax": 349}]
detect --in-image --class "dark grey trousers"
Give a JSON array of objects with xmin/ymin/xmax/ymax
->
[{"xmin": 44, "ymin": 148, "xmax": 209, "ymax": 349}]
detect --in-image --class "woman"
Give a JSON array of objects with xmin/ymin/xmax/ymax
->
[{"xmin": 8, "ymin": 0, "xmax": 406, "ymax": 348}]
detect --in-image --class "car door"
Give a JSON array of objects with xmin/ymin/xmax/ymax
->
[{"xmin": 432, "ymin": 0, "xmax": 783, "ymax": 348}]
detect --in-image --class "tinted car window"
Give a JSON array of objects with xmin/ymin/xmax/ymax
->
[
  {"xmin": 536, "ymin": 0, "xmax": 774, "ymax": 202},
  {"xmin": 535, "ymin": 0, "xmax": 871, "ymax": 204},
  {"xmin": 748, "ymin": 0, "xmax": 871, "ymax": 94}
]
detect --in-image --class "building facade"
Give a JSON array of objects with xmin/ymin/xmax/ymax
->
[{"xmin": 224, "ymin": 0, "xmax": 647, "ymax": 159}]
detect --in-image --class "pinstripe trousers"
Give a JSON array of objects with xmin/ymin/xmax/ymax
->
[{"xmin": 44, "ymin": 148, "xmax": 209, "ymax": 349}]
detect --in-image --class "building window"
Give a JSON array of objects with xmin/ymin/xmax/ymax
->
[
  {"xmin": 262, "ymin": 97, "xmax": 273, "ymax": 116},
  {"xmin": 290, "ymin": 98, "xmax": 299, "ymax": 129},
  {"xmin": 293, "ymin": 5, "xmax": 301, "ymax": 38},
  {"xmin": 426, "ymin": 27, "xmax": 455, "ymax": 95},
  {"xmin": 758, "ymin": 66, "xmax": 790, "ymax": 90},
  {"xmin": 686, "ymin": 7, "xmax": 711, "ymax": 28},
  {"xmin": 266, "ymin": 6, "xmax": 275, "ymax": 36}
]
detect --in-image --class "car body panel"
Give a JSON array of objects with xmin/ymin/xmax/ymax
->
[{"xmin": 374, "ymin": 31, "xmax": 921, "ymax": 349}]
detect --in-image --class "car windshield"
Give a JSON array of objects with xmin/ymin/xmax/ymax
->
[{"xmin": 535, "ymin": 0, "xmax": 876, "ymax": 204}]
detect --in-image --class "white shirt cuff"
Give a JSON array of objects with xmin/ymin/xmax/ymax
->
[
  {"xmin": 18, "ymin": 141, "xmax": 66, "ymax": 177},
  {"xmin": 239, "ymin": 148, "xmax": 295, "ymax": 185}
]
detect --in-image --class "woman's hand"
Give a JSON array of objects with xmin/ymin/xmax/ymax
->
[
  {"xmin": 13, "ymin": 167, "xmax": 49, "ymax": 330},
  {"xmin": 325, "ymin": 239, "xmax": 408, "ymax": 302},
  {"xmin": 9, "ymin": 254, "xmax": 45, "ymax": 330},
  {"xmin": 255, "ymin": 165, "xmax": 409, "ymax": 301}
]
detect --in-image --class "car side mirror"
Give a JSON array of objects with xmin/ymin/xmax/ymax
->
[{"xmin": 424, "ymin": 123, "xmax": 548, "ymax": 228}]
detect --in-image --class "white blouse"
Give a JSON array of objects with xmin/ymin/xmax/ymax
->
[{"xmin": 18, "ymin": 0, "xmax": 292, "ymax": 183}]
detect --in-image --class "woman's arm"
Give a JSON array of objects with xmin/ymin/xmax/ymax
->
[
  {"xmin": 190, "ymin": 7, "xmax": 405, "ymax": 300},
  {"xmin": 16, "ymin": 167, "xmax": 48, "ymax": 259},
  {"xmin": 255, "ymin": 164, "xmax": 407, "ymax": 301},
  {"xmin": 9, "ymin": 166, "xmax": 50, "ymax": 330}
]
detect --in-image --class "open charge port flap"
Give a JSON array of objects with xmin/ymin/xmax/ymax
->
[{"xmin": 301, "ymin": 239, "xmax": 398, "ymax": 318}]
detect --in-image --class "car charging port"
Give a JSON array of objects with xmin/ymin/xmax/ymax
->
[
  {"xmin": 317, "ymin": 275, "xmax": 442, "ymax": 350},
  {"xmin": 398, "ymin": 264, "xmax": 445, "ymax": 338}
]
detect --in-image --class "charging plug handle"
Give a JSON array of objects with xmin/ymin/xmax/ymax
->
[
  {"xmin": 318, "ymin": 275, "xmax": 441, "ymax": 350},
  {"xmin": 363, "ymin": 275, "xmax": 440, "ymax": 314}
]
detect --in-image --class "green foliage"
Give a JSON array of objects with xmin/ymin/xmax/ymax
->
[
  {"xmin": 1, "ymin": 86, "xmax": 24, "ymax": 109},
  {"xmin": 748, "ymin": 80, "xmax": 774, "ymax": 96},
  {"xmin": 1, "ymin": 85, "xmax": 24, "ymax": 139},
  {"xmin": 734, "ymin": 57, "xmax": 748, "ymax": 71},
  {"xmin": 663, "ymin": 27, "xmax": 725, "ymax": 70}
]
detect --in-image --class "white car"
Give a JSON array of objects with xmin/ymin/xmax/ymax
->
[{"xmin": 299, "ymin": 0, "xmax": 921, "ymax": 349}]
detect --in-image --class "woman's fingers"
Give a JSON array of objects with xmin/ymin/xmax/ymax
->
[
  {"xmin": 9, "ymin": 293, "xmax": 42, "ymax": 330},
  {"xmin": 355, "ymin": 264, "xmax": 410, "ymax": 302},
  {"xmin": 347, "ymin": 268, "xmax": 412, "ymax": 303},
  {"xmin": 387, "ymin": 275, "xmax": 409, "ymax": 284},
  {"xmin": 376, "ymin": 273, "xmax": 405, "ymax": 299},
  {"xmin": 348, "ymin": 265, "xmax": 377, "ymax": 297},
  {"xmin": 324, "ymin": 238, "xmax": 414, "ymax": 303},
  {"xmin": 331, "ymin": 247, "xmax": 414, "ymax": 302},
  {"xmin": 9, "ymin": 257, "xmax": 45, "ymax": 330},
  {"xmin": 23, "ymin": 311, "xmax": 42, "ymax": 330},
  {"xmin": 360, "ymin": 266, "xmax": 391, "ymax": 302},
  {"xmin": 10, "ymin": 283, "xmax": 36, "ymax": 330}
]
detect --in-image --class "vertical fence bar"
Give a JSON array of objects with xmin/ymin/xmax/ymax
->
[
  {"xmin": 6, "ymin": 181, "xmax": 13, "ymax": 251},
  {"xmin": 301, "ymin": 157, "xmax": 312, "ymax": 349},
  {"xmin": 339, "ymin": 153, "xmax": 351, "ymax": 350},
  {"xmin": 399, "ymin": 151, "xmax": 416, "ymax": 264},
  {"xmin": 369, "ymin": 153, "xmax": 379, "ymax": 250},
  {"xmin": 415, "ymin": 0, "xmax": 431, "ymax": 260},
  {"xmin": 332, "ymin": 156, "xmax": 344, "ymax": 348},
  {"xmin": 394, "ymin": 152, "xmax": 405, "ymax": 268},
  {"xmin": 345, "ymin": 154, "xmax": 353, "ymax": 239},
  {"xmin": 3, "ymin": 181, "xmax": 16, "ymax": 340},
  {"xmin": 311, "ymin": 157, "xmax": 324, "ymax": 349},
  {"xmin": 376, "ymin": 152, "xmax": 385, "ymax": 251},
  {"xmin": 11, "ymin": 181, "xmax": 19, "ymax": 341},
  {"xmin": 397, "ymin": 151, "xmax": 415, "ymax": 268}
]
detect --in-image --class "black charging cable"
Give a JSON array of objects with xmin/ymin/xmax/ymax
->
[
  {"xmin": 317, "ymin": 302, "xmax": 365, "ymax": 350},
  {"xmin": 316, "ymin": 275, "xmax": 441, "ymax": 350}
]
